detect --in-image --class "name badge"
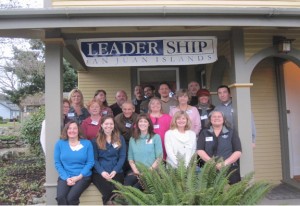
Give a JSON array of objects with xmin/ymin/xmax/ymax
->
[
  {"xmin": 125, "ymin": 122, "xmax": 132, "ymax": 128},
  {"xmin": 91, "ymin": 121, "xmax": 98, "ymax": 125},
  {"xmin": 153, "ymin": 124, "xmax": 160, "ymax": 129},
  {"xmin": 201, "ymin": 115, "xmax": 208, "ymax": 120},
  {"xmin": 146, "ymin": 139, "xmax": 153, "ymax": 144},
  {"xmin": 102, "ymin": 111, "xmax": 108, "ymax": 115},
  {"xmin": 186, "ymin": 110, "xmax": 192, "ymax": 114},
  {"xmin": 205, "ymin": 136, "xmax": 213, "ymax": 142},
  {"xmin": 68, "ymin": 112, "xmax": 75, "ymax": 117},
  {"xmin": 221, "ymin": 134, "xmax": 228, "ymax": 139},
  {"xmin": 112, "ymin": 143, "xmax": 119, "ymax": 148}
]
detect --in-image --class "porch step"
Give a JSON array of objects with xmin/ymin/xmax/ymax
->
[{"xmin": 80, "ymin": 184, "xmax": 103, "ymax": 205}]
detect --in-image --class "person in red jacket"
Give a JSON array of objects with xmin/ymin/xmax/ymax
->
[{"xmin": 81, "ymin": 100, "xmax": 102, "ymax": 140}]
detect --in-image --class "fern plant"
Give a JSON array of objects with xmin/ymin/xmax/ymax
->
[{"xmin": 111, "ymin": 156, "xmax": 272, "ymax": 205}]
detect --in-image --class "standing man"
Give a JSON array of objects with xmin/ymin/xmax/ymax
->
[
  {"xmin": 114, "ymin": 101, "xmax": 138, "ymax": 174},
  {"xmin": 215, "ymin": 85, "xmax": 256, "ymax": 148},
  {"xmin": 188, "ymin": 81, "xmax": 200, "ymax": 106},
  {"xmin": 114, "ymin": 101, "xmax": 138, "ymax": 146},
  {"xmin": 140, "ymin": 85, "xmax": 155, "ymax": 113},
  {"xmin": 158, "ymin": 82, "xmax": 178, "ymax": 114},
  {"xmin": 132, "ymin": 85, "xmax": 145, "ymax": 114},
  {"xmin": 110, "ymin": 90, "xmax": 128, "ymax": 116}
]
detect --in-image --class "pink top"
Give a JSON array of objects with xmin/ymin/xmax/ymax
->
[
  {"xmin": 169, "ymin": 106, "xmax": 201, "ymax": 135},
  {"xmin": 81, "ymin": 117, "xmax": 101, "ymax": 140},
  {"xmin": 150, "ymin": 114, "xmax": 172, "ymax": 160}
]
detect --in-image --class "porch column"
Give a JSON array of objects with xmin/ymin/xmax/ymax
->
[
  {"xmin": 44, "ymin": 39, "xmax": 63, "ymax": 205},
  {"xmin": 229, "ymin": 84, "xmax": 254, "ymax": 177},
  {"xmin": 230, "ymin": 28, "xmax": 254, "ymax": 177}
]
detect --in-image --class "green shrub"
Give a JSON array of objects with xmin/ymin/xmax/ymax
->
[
  {"xmin": 112, "ymin": 157, "xmax": 272, "ymax": 205},
  {"xmin": 20, "ymin": 106, "xmax": 45, "ymax": 155},
  {"xmin": 0, "ymin": 135, "xmax": 18, "ymax": 141},
  {"xmin": 0, "ymin": 116, "xmax": 5, "ymax": 124}
]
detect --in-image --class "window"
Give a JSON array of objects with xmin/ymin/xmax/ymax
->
[{"xmin": 137, "ymin": 67, "xmax": 179, "ymax": 96}]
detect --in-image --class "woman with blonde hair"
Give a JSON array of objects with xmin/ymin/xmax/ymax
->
[
  {"xmin": 68, "ymin": 88, "xmax": 90, "ymax": 125},
  {"xmin": 148, "ymin": 97, "xmax": 172, "ymax": 160},
  {"xmin": 169, "ymin": 89, "xmax": 201, "ymax": 135},
  {"xmin": 165, "ymin": 111, "xmax": 197, "ymax": 168},
  {"xmin": 91, "ymin": 115, "xmax": 126, "ymax": 204}
]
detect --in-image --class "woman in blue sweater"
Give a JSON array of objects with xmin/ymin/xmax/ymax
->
[
  {"xmin": 91, "ymin": 115, "xmax": 126, "ymax": 204},
  {"xmin": 54, "ymin": 120, "xmax": 94, "ymax": 205}
]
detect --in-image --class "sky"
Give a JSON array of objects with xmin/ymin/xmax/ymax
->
[
  {"xmin": 1, "ymin": 0, "xmax": 43, "ymax": 8},
  {"xmin": 0, "ymin": 0, "xmax": 44, "ymax": 58},
  {"xmin": 0, "ymin": 0, "xmax": 44, "ymax": 92}
]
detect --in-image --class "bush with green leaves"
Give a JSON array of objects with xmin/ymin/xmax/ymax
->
[
  {"xmin": 20, "ymin": 106, "xmax": 45, "ymax": 155},
  {"xmin": 112, "ymin": 157, "xmax": 272, "ymax": 205},
  {"xmin": 0, "ymin": 135, "xmax": 18, "ymax": 141}
]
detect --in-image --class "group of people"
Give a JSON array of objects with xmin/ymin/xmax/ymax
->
[{"xmin": 53, "ymin": 81, "xmax": 248, "ymax": 205}]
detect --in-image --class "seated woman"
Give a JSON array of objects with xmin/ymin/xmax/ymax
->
[
  {"xmin": 125, "ymin": 113, "xmax": 163, "ymax": 189},
  {"xmin": 197, "ymin": 110, "xmax": 242, "ymax": 184},
  {"xmin": 94, "ymin": 89, "xmax": 113, "ymax": 117},
  {"xmin": 81, "ymin": 100, "xmax": 102, "ymax": 140},
  {"xmin": 54, "ymin": 121, "xmax": 94, "ymax": 205},
  {"xmin": 165, "ymin": 111, "xmax": 196, "ymax": 168},
  {"xmin": 91, "ymin": 115, "xmax": 126, "ymax": 204}
]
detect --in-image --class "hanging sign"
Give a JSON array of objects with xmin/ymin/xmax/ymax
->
[{"xmin": 78, "ymin": 36, "xmax": 217, "ymax": 67}]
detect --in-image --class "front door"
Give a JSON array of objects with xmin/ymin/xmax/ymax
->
[
  {"xmin": 137, "ymin": 67, "xmax": 179, "ymax": 96},
  {"xmin": 284, "ymin": 61, "xmax": 300, "ymax": 179}
]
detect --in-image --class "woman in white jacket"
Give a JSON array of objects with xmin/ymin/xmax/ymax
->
[{"xmin": 165, "ymin": 111, "xmax": 196, "ymax": 168}]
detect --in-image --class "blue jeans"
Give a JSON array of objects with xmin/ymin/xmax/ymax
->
[{"xmin": 56, "ymin": 176, "xmax": 91, "ymax": 205}]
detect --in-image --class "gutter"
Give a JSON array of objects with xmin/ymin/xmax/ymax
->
[
  {"xmin": 0, "ymin": 7, "xmax": 300, "ymax": 18},
  {"xmin": 0, "ymin": 6, "xmax": 300, "ymax": 30}
]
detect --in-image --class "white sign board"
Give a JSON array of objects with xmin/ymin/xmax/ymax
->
[{"xmin": 78, "ymin": 36, "xmax": 218, "ymax": 67}]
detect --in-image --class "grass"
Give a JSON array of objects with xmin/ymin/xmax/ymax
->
[{"xmin": 0, "ymin": 121, "xmax": 20, "ymax": 128}]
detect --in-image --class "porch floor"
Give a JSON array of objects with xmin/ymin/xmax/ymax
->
[{"xmin": 259, "ymin": 183, "xmax": 300, "ymax": 205}]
